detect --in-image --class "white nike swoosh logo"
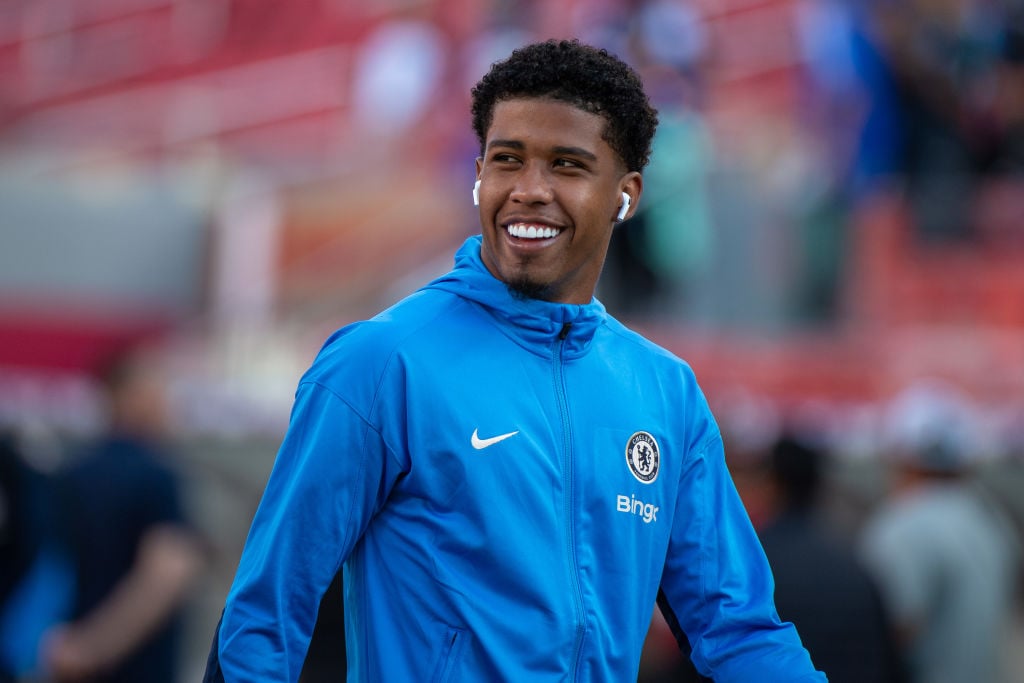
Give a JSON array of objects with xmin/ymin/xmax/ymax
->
[{"xmin": 471, "ymin": 428, "xmax": 519, "ymax": 450}]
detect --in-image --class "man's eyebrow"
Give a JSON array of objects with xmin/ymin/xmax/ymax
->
[
  {"xmin": 486, "ymin": 139, "xmax": 598, "ymax": 161},
  {"xmin": 552, "ymin": 145, "xmax": 598, "ymax": 161},
  {"xmin": 486, "ymin": 139, "xmax": 524, "ymax": 151}
]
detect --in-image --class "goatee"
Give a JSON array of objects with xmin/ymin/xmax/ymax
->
[{"xmin": 506, "ymin": 276, "xmax": 552, "ymax": 302}]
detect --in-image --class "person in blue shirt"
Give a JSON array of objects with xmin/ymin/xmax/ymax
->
[{"xmin": 205, "ymin": 38, "xmax": 826, "ymax": 682}]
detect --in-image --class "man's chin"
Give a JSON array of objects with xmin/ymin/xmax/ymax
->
[{"xmin": 506, "ymin": 275, "xmax": 552, "ymax": 302}]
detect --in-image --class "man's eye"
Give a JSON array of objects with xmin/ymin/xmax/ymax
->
[{"xmin": 554, "ymin": 159, "xmax": 581, "ymax": 168}]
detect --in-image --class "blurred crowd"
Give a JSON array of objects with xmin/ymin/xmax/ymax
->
[
  {"xmin": 2, "ymin": 0, "xmax": 1024, "ymax": 681},
  {"xmin": 601, "ymin": 0, "xmax": 1024, "ymax": 326},
  {"xmin": 717, "ymin": 380, "xmax": 1024, "ymax": 683},
  {"xmin": 1, "ymin": 345, "xmax": 206, "ymax": 682}
]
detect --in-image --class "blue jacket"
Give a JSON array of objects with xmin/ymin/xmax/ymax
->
[{"xmin": 211, "ymin": 236, "xmax": 825, "ymax": 682}]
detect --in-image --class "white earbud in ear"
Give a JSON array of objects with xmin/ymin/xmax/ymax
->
[
  {"xmin": 473, "ymin": 179, "xmax": 481, "ymax": 206},
  {"xmin": 616, "ymin": 192, "xmax": 631, "ymax": 222}
]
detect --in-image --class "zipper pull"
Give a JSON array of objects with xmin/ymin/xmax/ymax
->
[{"xmin": 558, "ymin": 322, "xmax": 572, "ymax": 340}]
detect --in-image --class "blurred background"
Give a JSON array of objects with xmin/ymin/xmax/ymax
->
[{"xmin": 1, "ymin": 0, "xmax": 1023, "ymax": 681}]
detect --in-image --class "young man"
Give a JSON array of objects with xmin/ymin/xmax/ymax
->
[{"xmin": 205, "ymin": 39, "xmax": 825, "ymax": 682}]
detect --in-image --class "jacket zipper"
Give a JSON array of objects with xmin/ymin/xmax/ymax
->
[{"xmin": 554, "ymin": 322, "xmax": 586, "ymax": 678}]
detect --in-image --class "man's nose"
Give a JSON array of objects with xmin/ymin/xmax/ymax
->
[{"xmin": 510, "ymin": 162, "xmax": 554, "ymax": 205}]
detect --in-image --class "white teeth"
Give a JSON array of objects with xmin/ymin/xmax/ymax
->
[{"xmin": 507, "ymin": 223, "xmax": 561, "ymax": 239}]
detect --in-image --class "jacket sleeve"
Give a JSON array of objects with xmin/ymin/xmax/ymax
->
[
  {"xmin": 658, "ymin": 433, "xmax": 827, "ymax": 682},
  {"xmin": 210, "ymin": 379, "xmax": 404, "ymax": 682}
]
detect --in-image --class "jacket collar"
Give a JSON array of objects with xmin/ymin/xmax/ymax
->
[{"xmin": 424, "ymin": 236, "xmax": 606, "ymax": 358}]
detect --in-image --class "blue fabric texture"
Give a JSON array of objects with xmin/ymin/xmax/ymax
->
[{"xmin": 213, "ymin": 236, "xmax": 825, "ymax": 682}]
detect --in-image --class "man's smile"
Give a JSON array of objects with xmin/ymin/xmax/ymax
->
[{"xmin": 505, "ymin": 222, "xmax": 563, "ymax": 239}]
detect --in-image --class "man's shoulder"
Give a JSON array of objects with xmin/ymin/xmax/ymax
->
[
  {"xmin": 601, "ymin": 316, "xmax": 697, "ymax": 376},
  {"xmin": 304, "ymin": 288, "xmax": 467, "ymax": 381}
]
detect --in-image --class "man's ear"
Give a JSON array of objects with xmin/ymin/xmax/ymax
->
[
  {"xmin": 616, "ymin": 192, "xmax": 631, "ymax": 222},
  {"xmin": 474, "ymin": 157, "xmax": 484, "ymax": 207},
  {"xmin": 615, "ymin": 172, "xmax": 642, "ymax": 223}
]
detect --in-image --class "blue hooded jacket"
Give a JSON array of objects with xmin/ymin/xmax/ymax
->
[{"xmin": 211, "ymin": 236, "xmax": 824, "ymax": 682}]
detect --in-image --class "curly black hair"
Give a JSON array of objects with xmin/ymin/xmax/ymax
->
[{"xmin": 471, "ymin": 39, "xmax": 659, "ymax": 173}]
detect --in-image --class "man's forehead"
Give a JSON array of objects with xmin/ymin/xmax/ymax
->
[
  {"xmin": 485, "ymin": 98, "xmax": 610, "ymax": 150},
  {"xmin": 489, "ymin": 95, "xmax": 604, "ymax": 122}
]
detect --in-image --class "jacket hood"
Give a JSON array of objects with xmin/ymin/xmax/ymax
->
[{"xmin": 424, "ymin": 235, "xmax": 607, "ymax": 357}]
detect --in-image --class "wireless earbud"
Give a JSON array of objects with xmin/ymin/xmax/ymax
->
[
  {"xmin": 473, "ymin": 179, "xmax": 481, "ymax": 206},
  {"xmin": 616, "ymin": 192, "xmax": 631, "ymax": 222}
]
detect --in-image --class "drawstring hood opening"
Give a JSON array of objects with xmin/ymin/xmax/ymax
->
[{"xmin": 425, "ymin": 236, "xmax": 606, "ymax": 357}]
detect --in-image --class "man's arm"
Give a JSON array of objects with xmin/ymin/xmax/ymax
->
[
  {"xmin": 42, "ymin": 524, "xmax": 204, "ymax": 681},
  {"xmin": 658, "ymin": 434, "xmax": 826, "ymax": 682},
  {"xmin": 209, "ymin": 380, "xmax": 403, "ymax": 682}
]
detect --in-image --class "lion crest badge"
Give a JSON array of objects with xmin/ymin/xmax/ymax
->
[{"xmin": 626, "ymin": 431, "xmax": 660, "ymax": 484}]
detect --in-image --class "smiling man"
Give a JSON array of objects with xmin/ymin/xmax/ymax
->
[
  {"xmin": 204, "ymin": 39, "xmax": 825, "ymax": 682},
  {"xmin": 474, "ymin": 94, "xmax": 641, "ymax": 303}
]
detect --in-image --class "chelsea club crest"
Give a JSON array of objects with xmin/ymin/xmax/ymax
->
[{"xmin": 626, "ymin": 431, "xmax": 660, "ymax": 484}]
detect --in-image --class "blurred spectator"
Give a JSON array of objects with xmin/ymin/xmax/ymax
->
[
  {"xmin": 990, "ymin": 3, "xmax": 1024, "ymax": 174},
  {"xmin": 349, "ymin": 11, "xmax": 450, "ymax": 147},
  {"xmin": 859, "ymin": 380, "xmax": 1022, "ymax": 683},
  {"xmin": 797, "ymin": 0, "xmax": 870, "ymax": 184},
  {"xmin": 600, "ymin": 0, "xmax": 715, "ymax": 321},
  {"xmin": 757, "ymin": 433, "xmax": 907, "ymax": 683},
  {"xmin": 792, "ymin": 0, "xmax": 862, "ymax": 323},
  {"xmin": 0, "ymin": 430, "xmax": 72, "ymax": 681},
  {"xmin": 41, "ymin": 347, "xmax": 206, "ymax": 683},
  {"xmin": 854, "ymin": 0, "xmax": 1012, "ymax": 242}
]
